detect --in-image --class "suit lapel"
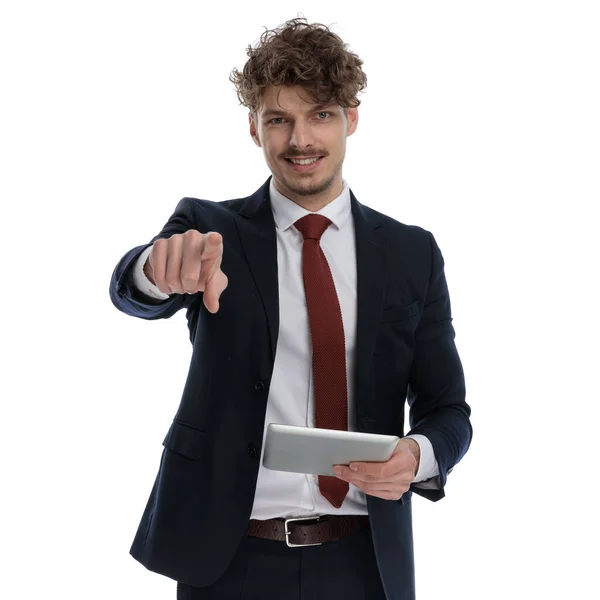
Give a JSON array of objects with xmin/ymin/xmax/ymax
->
[
  {"xmin": 235, "ymin": 177, "xmax": 280, "ymax": 364},
  {"xmin": 235, "ymin": 176, "xmax": 386, "ymax": 427},
  {"xmin": 350, "ymin": 189, "xmax": 386, "ymax": 430}
]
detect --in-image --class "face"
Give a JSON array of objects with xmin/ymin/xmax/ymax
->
[{"xmin": 249, "ymin": 85, "xmax": 358, "ymax": 211}]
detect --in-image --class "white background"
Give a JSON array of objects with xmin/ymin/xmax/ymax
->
[{"xmin": 1, "ymin": 1, "xmax": 598, "ymax": 599}]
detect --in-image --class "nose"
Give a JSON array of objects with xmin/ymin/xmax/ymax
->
[{"xmin": 289, "ymin": 120, "xmax": 313, "ymax": 150}]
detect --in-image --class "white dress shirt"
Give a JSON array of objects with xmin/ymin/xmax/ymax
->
[{"xmin": 132, "ymin": 178, "xmax": 440, "ymax": 518}]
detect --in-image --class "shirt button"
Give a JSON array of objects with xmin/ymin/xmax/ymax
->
[
  {"xmin": 254, "ymin": 382, "xmax": 265, "ymax": 392},
  {"xmin": 247, "ymin": 444, "xmax": 258, "ymax": 458}
]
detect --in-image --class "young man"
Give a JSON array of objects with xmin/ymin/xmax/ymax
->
[{"xmin": 110, "ymin": 17, "xmax": 472, "ymax": 600}]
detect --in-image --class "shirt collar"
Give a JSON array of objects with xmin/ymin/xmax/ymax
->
[{"xmin": 269, "ymin": 176, "xmax": 352, "ymax": 232}]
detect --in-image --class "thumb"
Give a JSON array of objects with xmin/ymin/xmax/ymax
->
[{"xmin": 206, "ymin": 231, "xmax": 222, "ymax": 245}]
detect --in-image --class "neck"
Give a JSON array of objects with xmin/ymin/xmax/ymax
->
[{"xmin": 273, "ymin": 177, "xmax": 344, "ymax": 212}]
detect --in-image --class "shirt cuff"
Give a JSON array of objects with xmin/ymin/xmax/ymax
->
[
  {"xmin": 404, "ymin": 434, "xmax": 440, "ymax": 483},
  {"xmin": 132, "ymin": 245, "xmax": 171, "ymax": 300}
]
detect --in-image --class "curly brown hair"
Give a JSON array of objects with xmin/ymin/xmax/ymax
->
[{"xmin": 229, "ymin": 16, "xmax": 367, "ymax": 119}]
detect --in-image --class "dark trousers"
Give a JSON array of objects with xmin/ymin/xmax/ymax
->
[{"xmin": 176, "ymin": 525, "xmax": 387, "ymax": 599}]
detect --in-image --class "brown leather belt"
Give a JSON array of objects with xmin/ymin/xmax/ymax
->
[{"xmin": 248, "ymin": 515, "xmax": 370, "ymax": 547}]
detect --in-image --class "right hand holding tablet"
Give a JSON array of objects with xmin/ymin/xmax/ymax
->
[{"xmin": 144, "ymin": 230, "xmax": 228, "ymax": 313}]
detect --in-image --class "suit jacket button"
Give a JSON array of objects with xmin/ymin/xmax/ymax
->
[
  {"xmin": 254, "ymin": 382, "xmax": 265, "ymax": 392},
  {"xmin": 247, "ymin": 444, "xmax": 257, "ymax": 458}
]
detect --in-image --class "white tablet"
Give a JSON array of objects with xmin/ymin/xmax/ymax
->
[{"xmin": 262, "ymin": 423, "xmax": 400, "ymax": 477}]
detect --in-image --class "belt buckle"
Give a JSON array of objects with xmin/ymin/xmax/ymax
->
[{"xmin": 284, "ymin": 516, "xmax": 325, "ymax": 548}]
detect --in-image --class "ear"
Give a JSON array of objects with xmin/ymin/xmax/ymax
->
[
  {"xmin": 249, "ymin": 111, "xmax": 262, "ymax": 147},
  {"xmin": 346, "ymin": 107, "xmax": 359, "ymax": 137}
]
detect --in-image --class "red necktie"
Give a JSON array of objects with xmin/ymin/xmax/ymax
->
[{"xmin": 294, "ymin": 214, "xmax": 349, "ymax": 509}]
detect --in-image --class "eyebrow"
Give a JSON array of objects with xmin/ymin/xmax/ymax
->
[{"xmin": 261, "ymin": 103, "xmax": 336, "ymax": 119}]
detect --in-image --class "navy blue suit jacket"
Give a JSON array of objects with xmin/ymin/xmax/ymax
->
[{"xmin": 109, "ymin": 176, "xmax": 472, "ymax": 600}]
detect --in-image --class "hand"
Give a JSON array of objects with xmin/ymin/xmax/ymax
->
[
  {"xmin": 145, "ymin": 230, "xmax": 228, "ymax": 313},
  {"xmin": 332, "ymin": 438, "xmax": 420, "ymax": 501}
]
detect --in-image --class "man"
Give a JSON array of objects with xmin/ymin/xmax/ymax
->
[{"xmin": 109, "ymin": 17, "xmax": 472, "ymax": 600}]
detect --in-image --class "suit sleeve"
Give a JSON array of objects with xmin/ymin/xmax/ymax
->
[
  {"xmin": 405, "ymin": 230, "xmax": 473, "ymax": 501},
  {"xmin": 108, "ymin": 197, "xmax": 202, "ymax": 320}
]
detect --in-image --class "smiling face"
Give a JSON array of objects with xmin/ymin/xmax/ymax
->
[{"xmin": 249, "ymin": 85, "xmax": 358, "ymax": 211}]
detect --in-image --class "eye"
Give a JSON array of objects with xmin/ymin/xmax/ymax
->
[{"xmin": 268, "ymin": 112, "xmax": 331, "ymax": 126}]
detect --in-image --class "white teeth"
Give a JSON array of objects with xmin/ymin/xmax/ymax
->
[{"xmin": 290, "ymin": 157, "xmax": 320, "ymax": 165}]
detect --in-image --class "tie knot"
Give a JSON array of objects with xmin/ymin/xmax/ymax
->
[{"xmin": 294, "ymin": 214, "xmax": 332, "ymax": 241}]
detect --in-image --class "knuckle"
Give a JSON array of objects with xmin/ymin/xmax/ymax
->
[
  {"xmin": 185, "ymin": 229, "xmax": 203, "ymax": 245},
  {"xmin": 180, "ymin": 271, "xmax": 197, "ymax": 284}
]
